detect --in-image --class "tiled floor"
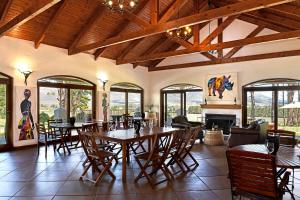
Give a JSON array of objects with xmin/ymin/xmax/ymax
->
[{"xmin": 0, "ymin": 143, "xmax": 299, "ymax": 200}]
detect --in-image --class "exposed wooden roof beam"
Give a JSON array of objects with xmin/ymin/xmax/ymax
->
[
  {"xmin": 116, "ymin": 39, "xmax": 143, "ymax": 60},
  {"xmin": 0, "ymin": 0, "xmax": 12, "ymax": 22},
  {"xmin": 149, "ymin": 49, "xmax": 300, "ymax": 71},
  {"xmin": 122, "ymin": 10, "xmax": 150, "ymax": 28},
  {"xmin": 268, "ymin": 3, "xmax": 300, "ymax": 20},
  {"xmin": 116, "ymin": 29, "xmax": 300, "ymax": 64},
  {"xmin": 218, "ymin": 18, "xmax": 223, "ymax": 58},
  {"xmin": 68, "ymin": 5, "xmax": 105, "ymax": 55},
  {"xmin": 238, "ymin": 14, "xmax": 292, "ymax": 32},
  {"xmin": 200, "ymin": 15, "xmax": 238, "ymax": 46},
  {"xmin": 94, "ymin": 48, "xmax": 106, "ymax": 60},
  {"xmin": 93, "ymin": 0, "xmax": 149, "ymax": 60},
  {"xmin": 72, "ymin": 0, "xmax": 295, "ymax": 54},
  {"xmin": 158, "ymin": 0, "xmax": 189, "ymax": 23},
  {"xmin": 0, "ymin": 0, "xmax": 62, "ymax": 37},
  {"xmin": 224, "ymin": 26, "xmax": 265, "ymax": 58},
  {"xmin": 35, "ymin": 0, "xmax": 67, "ymax": 49},
  {"xmin": 150, "ymin": 0, "xmax": 159, "ymax": 24}
]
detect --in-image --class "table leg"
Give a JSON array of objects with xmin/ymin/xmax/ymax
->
[
  {"xmin": 122, "ymin": 141, "xmax": 127, "ymax": 182},
  {"xmin": 126, "ymin": 144, "xmax": 130, "ymax": 163}
]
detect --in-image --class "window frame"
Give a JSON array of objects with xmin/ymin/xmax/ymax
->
[
  {"xmin": 160, "ymin": 84, "xmax": 203, "ymax": 126},
  {"xmin": 110, "ymin": 83, "xmax": 144, "ymax": 116},
  {"xmin": 0, "ymin": 72, "xmax": 13, "ymax": 151},
  {"xmin": 37, "ymin": 75, "xmax": 96, "ymax": 123},
  {"xmin": 242, "ymin": 78, "xmax": 300, "ymax": 129}
]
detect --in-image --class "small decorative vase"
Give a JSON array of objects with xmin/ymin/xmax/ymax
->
[{"xmin": 70, "ymin": 117, "xmax": 76, "ymax": 126}]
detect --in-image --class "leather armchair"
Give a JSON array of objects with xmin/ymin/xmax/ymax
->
[
  {"xmin": 171, "ymin": 115, "xmax": 204, "ymax": 143},
  {"xmin": 227, "ymin": 120, "xmax": 268, "ymax": 148}
]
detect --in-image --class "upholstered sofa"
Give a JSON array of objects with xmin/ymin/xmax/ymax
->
[
  {"xmin": 171, "ymin": 115, "xmax": 204, "ymax": 143},
  {"xmin": 227, "ymin": 119, "xmax": 268, "ymax": 148}
]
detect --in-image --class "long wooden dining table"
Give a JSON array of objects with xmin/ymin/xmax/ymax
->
[{"xmin": 95, "ymin": 127, "xmax": 179, "ymax": 182}]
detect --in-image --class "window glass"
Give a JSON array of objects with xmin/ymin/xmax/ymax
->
[
  {"xmin": 110, "ymin": 92, "xmax": 126, "ymax": 116},
  {"xmin": 0, "ymin": 84, "xmax": 7, "ymax": 145},
  {"xmin": 186, "ymin": 91, "xmax": 203, "ymax": 121},
  {"xmin": 70, "ymin": 89, "xmax": 92, "ymax": 122},
  {"xmin": 39, "ymin": 87, "xmax": 68, "ymax": 123},
  {"xmin": 128, "ymin": 93, "xmax": 141, "ymax": 115}
]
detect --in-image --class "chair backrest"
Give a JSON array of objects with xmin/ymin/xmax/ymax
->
[
  {"xmin": 82, "ymin": 123, "xmax": 99, "ymax": 132},
  {"xmin": 268, "ymin": 129, "xmax": 296, "ymax": 147},
  {"xmin": 35, "ymin": 123, "xmax": 47, "ymax": 141},
  {"xmin": 226, "ymin": 149, "xmax": 279, "ymax": 199},
  {"xmin": 147, "ymin": 132, "xmax": 173, "ymax": 163},
  {"xmin": 79, "ymin": 131, "xmax": 100, "ymax": 159}
]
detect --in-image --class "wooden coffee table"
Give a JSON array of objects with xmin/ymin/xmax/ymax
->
[{"xmin": 204, "ymin": 129, "xmax": 224, "ymax": 145}]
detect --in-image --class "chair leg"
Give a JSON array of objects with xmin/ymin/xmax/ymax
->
[
  {"xmin": 45, "ymin": 142, "xmax": 47, "ymax": 159},
  {"xmin": 80, "ymin": 162, "xmax": 92, "ymax": 181}
]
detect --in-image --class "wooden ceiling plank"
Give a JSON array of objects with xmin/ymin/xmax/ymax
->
[
  {"xmin": 0, "ymin": 0, "xmax": 13, "ymax": 22},
  {"xmin": 158, "ymin": 0, "xmax": 188, "ymax": 23},
  {"xmin": 224, "ymin": 26, "xmax": 265, "ymax": 58},
  {"xmin": 73, "ymin": 0, "xmax": 295, "ymax": 54},
  {"xmin": 268, "ymin": 3, "xmax": 300, "ymax": 20},
  {"xmin": 150, "ymin": 0, "xmax": 159, "ymax": 24},
  {"xmin": 35, "ymin": 0, "xmax": 67, "ymax": 49},
  {"xmin": 116, "ymin": 29, "xmax": 300, "ymax": 64},
  {"xmin": 93, "ymin": 0, "xmax": 149, "ymax": 60},
  {"xmin": 122, "ymin": 10, "xmax": 150, "ymax": 28},
  {"xmin": 0, "ymin": 0, "xmax": 62, "ymax": 37},
  {"xmin": 200, "ymin": 15, "xmax": 238, "ymax": 46},
  {"xmin": 116, "ymin": 39, "xmax": 143, "ymax": 59},
  {"xmin": 238, "ymin": 14, "xmax": 292, "ymax": 32},
  {"xmin": 68, "ymin": 5, "xmax": 105, "ymax": 55},
  {"xmin": 149, "ymin": 49, "xmax": 300, "ymax": 71}
]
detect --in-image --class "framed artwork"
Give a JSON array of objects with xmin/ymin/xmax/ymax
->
[{"xmin": 205, "ymin": 72, "xmax": 238, "ymax": 103}]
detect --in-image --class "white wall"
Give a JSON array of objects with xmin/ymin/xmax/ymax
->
[
  {"xmin": 0, "ymin": 37, "xmax": 150, "ymax": 147},
  {"xmin": 2, "ymin": 17, "xmax": 300, "ymax": 147}
]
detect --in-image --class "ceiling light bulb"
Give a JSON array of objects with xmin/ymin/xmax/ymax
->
[
  {"xmin": 129, "ymin": 1, "xmax": 135, "ymax": 7},
  {"xmin": 119, "ymin": 3, "xmax": 124, "ymax": 9},
  {"xmin": 108, "ymin": 0, "xmax": 113, "ymax": 6}
]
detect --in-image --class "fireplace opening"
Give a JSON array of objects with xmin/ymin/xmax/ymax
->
[{"xmin": 205, "ymin": 114, "xmax": 236, "ymax": 135}]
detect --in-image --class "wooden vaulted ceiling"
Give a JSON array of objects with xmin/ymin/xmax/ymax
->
[{"xmin": 1, "ymin": 0, "xmax": 300, "ymax": 71}]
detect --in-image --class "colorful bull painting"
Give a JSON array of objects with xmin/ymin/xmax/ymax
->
[{"xmin": 208, "ymin": 75, "xmax": 234, "ymax": 99}]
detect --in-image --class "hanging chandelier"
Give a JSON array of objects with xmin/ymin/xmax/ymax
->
[
  {"xmin": 103, "ymin": 0, "xmax": 138, "ymax": 12},
  {"xmin": 166, "ymin": 26, "xmax": 192, "ymax": 40}
]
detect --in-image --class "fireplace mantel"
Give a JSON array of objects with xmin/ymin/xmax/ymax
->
[{"xmin": 201, "ymin": 104, "xmax": 242, "ymax": 110}]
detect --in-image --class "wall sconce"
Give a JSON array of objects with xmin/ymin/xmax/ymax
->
[
  {"xmin": 18, "ymin": 69, "xmax": 32, "ymax": 86},
  {"xmin": 99, "ymin": 78, "xmax": 108, "ymax": 91}
]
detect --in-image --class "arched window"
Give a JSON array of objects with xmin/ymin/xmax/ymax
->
[
  {"xmin": 161, "ymin": 84, "xmax": 203, "ymax": 126},
  {"xmin": 242, "ymin": 78, "xmax": 300, "ymax": 135},
  {"xmin": 0, "ymin": 72, "xmax": 13, "ymax": 150},
  {"xmin": 37, "ymin": 76, "xmax": 96, "ymax": 123},
  {"xmin": 110, "ymin": 82, "xmax": 143, "ymax": 117}
]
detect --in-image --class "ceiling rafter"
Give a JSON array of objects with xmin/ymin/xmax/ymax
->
[
  {"xmin": 116, "ymin": 38, "xmax": 143, "ymax": 60},
  {"xmin": 200, "ymin": 15, "xmax": 238, "ymax": 46},
  {"xmin": 224, "ymin": 25, "xmax": 265, "ymax": 58},
  {"xmin": 238, "ymin": 14, "xmax": 292, "ymax": 32},
  {"xmin": 116, "ymin": 28, "xmax": 300, "ymax": 64},
  {"xmin": 122, "ymin": 10, "xmax": 150, "ymax": 28},
  {"xmin": 117, "ymin": 0, "xmax": 190, "ymax": 67},
  {"xmin": 0, "ymin": 0, "xmax": 62, "ymax": 37},
  {"xmin": 35, "ymin": 0, "xmax": 67, "ymax": 49},
  {"xmin": 68, "ymin": 5, "xmax": 105, "ymax": 55},
  {"xmin": 0, "ymin": 0, "xmax": 13, "ymax": 22},
  {"xmin": 148, "ymin": 49, "xmax": 300, "ymax": 71},
  {"xmin": 217, "ymin": 18, "xmax": 223, "ymax": 58},
  {"xmin": 93, "ymin": 0, "xmax": 149, "ymax": 60},
  {"xmin": 150, "ymin": 0, "xmax": 159, "ymax": 24},
  {"xmin": 72, "ymin": 0, "xmax": 294, "ymax": 54}
]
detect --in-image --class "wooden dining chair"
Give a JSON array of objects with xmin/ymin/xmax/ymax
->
[
  {"xmin": 36, "ymin": 123, "xmax": 59, "ymax": 158},
  {"xmin": 226, "ymin": 149, "xmax": 292, "ymax": 200},
  {"xmin": 268, "ymin": 129, "xmax": 296, "ymax": 147},
  {"xmin": 79, "ymin": 131, "xmax": 116, "ymax": 185},
  {"xmin": 47, "ymin": 119, "xmax": 62, "ymax": 139},
  {"xmin": 134, "ymin": 132, "xmax": 173, "ymax": 188},
  {"xmin": 81, "ymin": 123, "xmax": 118, "ymax": 164}
]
